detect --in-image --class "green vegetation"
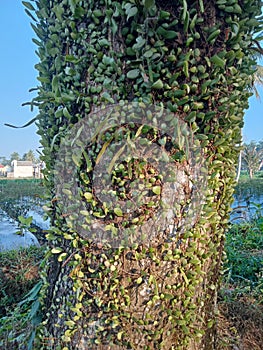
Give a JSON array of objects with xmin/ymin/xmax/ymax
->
[
  {"xmin": 234, "ymin": 174, "xmax": 263, "ymax": 200},
  {"xmin": 0, "ymin": 179, "xmax": 45, "ymax": 221},
  {"xmin": 0, "ymin": 246, "xmax": 45, "ymax": 316},
  {"xmin": 0, "ymin": 180, "xmax": 46, "ymax": 349},
  {"xmin": 1, "ymin": 201, "xmax": 263, "ymax": 349},
  {"xmin": 236, "ymin": 140, "xmax": 263, "ymax": 182},
  {"xmin": 24, "ymin": 0, "xmax": 263, "ymax": 348},
  {"xmin": 224, "ymin": 216, "xmax": 263, "ymax": 299},
  {"xmin": 0, "ymin": 247, "xmax": 45, "ymax": 350},
  {"xmin": 0, "ymin": 150, "xmax": 38, "ymax": 166},
  {"xmin": 217, "ymin": 211, "xmax": 263, "ymax": 349},
  {"xmin": 0, "ymin": 173, "xmax": 262, "ymax": 348},
  {"xmin": 242, "ymin": 142, "xmax": 263, "ymax": 179},
  {"xmin": 0, "ymin": 179, "xmax": 44, "ymax": 202}
]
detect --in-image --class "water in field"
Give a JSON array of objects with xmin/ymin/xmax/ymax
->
[
  {"xmin": 231, "ymin": 194, "xmax": 263, "ymax": 223},
  {"xmin": 0, "ymin": 210, "xmax": 40, "ymax": 252},
  {"xmin": 26, "ymin": 209, "xmax": 50, "ymax": 230}
]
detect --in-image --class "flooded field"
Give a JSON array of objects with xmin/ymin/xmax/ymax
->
[
  {"xmin": 0, "ymin": 179, "xmax": 46, "ymax": 251},
  {"xmin": 0, "ymin": 210, "xmax": 40, "ymax": 252}
]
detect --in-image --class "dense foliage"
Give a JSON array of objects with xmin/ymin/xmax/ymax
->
[
  {"xmin": 22, "ymin": 0, "xmax": 263, "ymax": 349},
  {"xmin": 1, "ymin": 203, "xmax": 262, "ymax": 349}
]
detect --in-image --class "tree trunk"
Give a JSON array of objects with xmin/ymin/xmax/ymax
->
[
  {"xmin": 27, "ymin": 0, "xmax": 261, "ymax": 349},
  {"xmin": 236, "ymin": 138, "xmax": 242, "ymax": 184}
]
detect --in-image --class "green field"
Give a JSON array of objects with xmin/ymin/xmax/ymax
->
[{"xmin": 0, "ymin": 179, "xmax": 45, "ymax": 202}]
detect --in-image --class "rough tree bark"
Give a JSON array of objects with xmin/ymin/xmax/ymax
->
[{"xmin": 25, "ymin": 0, "xmax": 262, "ymax": 349}]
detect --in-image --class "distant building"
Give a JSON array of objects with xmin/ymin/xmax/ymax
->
[
  {"xmin": 33, "ymin": 162, "xmax": 44, "ymax": 178},
  {"xmin": 5, "ymin": 161, "xmax": 44, "ymax": 179},
  {"xmin": 11, "ymin": 160, "xmax": 34, "ymax": 178},
  {"xmin": 0, "ymin": 164, "xmax": 5, "ymax": 176},
  {"xmin": 0, "ymin": 164, "xmax": 11, "ymax": 177}
]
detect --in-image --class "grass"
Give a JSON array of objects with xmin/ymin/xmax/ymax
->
[
  {"xmin": 0, "ymin": 179, "xmax": 44, "ymax": 202},
  {"xmin": 216, "ymin": 207, "xmax": 263, "ymax": 349},
  {"xmin": 0, "ymin": 246, "xmax": 45, "ymax": 317},
  {"xmin": 0, "ymin": 246, "xmax": 45, "ymax": 350}
]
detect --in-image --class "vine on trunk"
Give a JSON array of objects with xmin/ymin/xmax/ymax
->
[{"xmin": 23, "ymin": 0, "xmax": 262, "ymax": 349}]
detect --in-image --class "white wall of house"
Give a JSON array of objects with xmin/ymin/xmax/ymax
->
[{"xmin": 12, "ymin": 160, "xmax": 34, "ymax": 178}]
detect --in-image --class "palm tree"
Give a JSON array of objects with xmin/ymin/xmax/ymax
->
[
  {"xmin": 242, "ymin": 142, "xmax": 263, "ymax": 179},
  {"xmin": 251, "ymin": 64, "xmax": 263, "ymax": 99},
  {"xmin": 22, "ymin": 149, "xmax": 36, "ymax": 162},
  {"xmin": 10, "ymin": 152, "xmax": 20, "ymax": 162},
  {"xmin": 236, "ymin": 62, "xmax": 263, "ymax": 182},
  {"xmin": 24, "ymin": 1, "xmax": 262, "ymax": 349}
]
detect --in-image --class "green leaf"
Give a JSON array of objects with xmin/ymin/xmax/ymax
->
[
  {"xmin": 62, "ymin": 188, "xmax": 72, "ymax": 196},
  {"xmin": 25, "ymin": 8, "xmax": 37, "ymax": 22},
  {"xmin": 117, "ymin": 331, "xmax": 124, "ymax": 340},
  {"xmin": 84, "ymin": 192, "xmax": 93, "ymax": 201},
  {"xmin": 51, "ymin": 247, "xmax": 63, "ymax": 254},
  {"xmin": 93, "ymin": 9, "xmax": 103, "ymax": 17},
  {"xmin": 37, "ymin": 76, "xmax": 50, "ymax": 83},
  {"xmin": 65, "ymin": 320, "xmax": 76, "ymax": 328},
  {"xmin": 151, "ymin": 79, "xmax": 163, "ymax": 90},
  {"xmin": 163, "ymin": 293, "xmax": 174, "ymax": 300},
  {"xmin": 65, "ymin": 55, "xmax": 79, "ymax": 63},
  {"xmin": 127, "ymin": 69, "xmax": 140, "ymax": 79},
  {"xmin": 156, "ymin": 27, "xmax": 177, "ymax": 39},
  {"xmin": 143, "ymin": 49, "xmax": 154, "ymax": 58},
  {"xmin": 18, "ymin": 281, "xmax": 42, "ymax": 306},
  {"xmin": 52, "ymin": 75, "xmax": 59, "ymax": 93},
  {"xmin": 210, "ymin": 54, "xmax": 225, "ymax": 69},
  {"xmin": 27, "ymin": 330, "xmax": 36, "ymax": 350},
  {"xmin": 98, "ymin": 38, "xmax": 110, "ymax": 47},
  {"xmin": 114, "ymin": 208, "xmax": 123, "ymax": 217},
  {"xmin": 72, "ymin": 153, "xmax": 80, "ymax": 167},
  {"xmin": 144, "ymin": 0, "xmax": 155, "ymax": 9},
  {"xmin": 22, "ymin": 1, "xmax": 35, "ymax": 11},
  {"xmin": 126, "ymin": 6, "xmax": 138, "ymax": 20},
  {"xmin": 46, "ymin": 233, "xmax": 56, "ymax": 240},
  {"xmin": 111, "ymin": 18, "xmax": 118, "ymax": 35},
  {"xmin": 102, "ymin": 55, "xmax": 115, "ymax": 66},
  {"xmin": 101, "ymin": 92, "xmax": 114, "ymax": 103},
  {"xmin": 58, "ymin": 253, "xmax": 67, "ymax": 262},
  {"xmin": 133, "ymin": 36, "xmax": 146, "ymax": 49},
  {"xmin": 32, "ymin": 38, "xmax": 41, "ymax": 46},
  {"xmin": 136, "ymin": 277, "xmax": 143, "ymax": 284},
  {"xmin": 152, "ymin": 186, "xmax": 161, "ymax": 195},
  {"xmin": 93, "ymin": 212, "xmax": 105, "ymax": 218}
]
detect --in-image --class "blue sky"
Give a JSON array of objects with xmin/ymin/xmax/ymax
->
[{"xmin": 0, "ymin": 1, "xmax": 262, "ymax": 159}]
